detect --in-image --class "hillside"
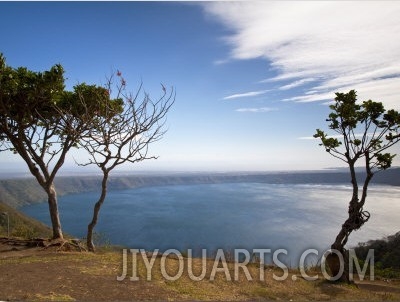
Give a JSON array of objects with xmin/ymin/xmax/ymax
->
[
  {"xmin": 0, "ymin": 202, "xmax": 52, "ymax": 238},
  {"xmin": 0, "ymin": 168, "xmax": 399, "ymax": 208},
  {"xmin": 355, "ymin": 231, "xmax": 400, "ymax": 278}
]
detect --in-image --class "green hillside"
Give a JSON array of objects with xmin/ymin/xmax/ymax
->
[
  {"xmin": 0, "ymin": 202, "xmax": 51, "ymax": 238},
  {"xmin": 0, "ymin": 177, "xmax": 102, "ymax": 208},
  {"xmin": 354, "ymin": 231, "xmax": 400, "ymax": 278}
]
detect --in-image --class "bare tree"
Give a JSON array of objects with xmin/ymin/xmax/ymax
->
[
  {"xmin": 79, "ymin": 71, "xmax": 174, "ymax": 252},
  {"xmin": 314, "ymin": 90, "xmax": 400, "ymax": 282}
]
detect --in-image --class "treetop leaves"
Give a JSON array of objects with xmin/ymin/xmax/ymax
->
[{"xmin": 315, "ymin": 90, "xmax": 400, "ymax": 170}]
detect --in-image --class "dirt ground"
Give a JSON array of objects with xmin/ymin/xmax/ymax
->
[
  {"xmin": 0, "ymin": 241, "xmax": 179, "ymax": 301},
  {"xmin": 1, "ymin": 239, "xmax": 400, "ymax": 301}
]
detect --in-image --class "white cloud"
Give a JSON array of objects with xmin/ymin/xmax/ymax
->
[
  {"xmin": 279, "ymin": 78, "xmax": 316, "ymax": 90},
  {"xmin": 203, "ymin": 1, "xmax": 400, "ymax": 109},
  {"xmin": 213, "ymin": 58, "xmax": 231, "ymax": 65},
  {"xmin": 223, "ymin": 89, "xmax": 270, "ymax": 100},
  {"xmin": 298, "ymin": 133, "xmax": 376, "ymax": 140},
  {"xmin": 236, "ymin": 107, "xmax": 277, "ymax": 113},
  {"xmin": 285, "ymin": 77, "xmax": 400, "ymax": 104}
]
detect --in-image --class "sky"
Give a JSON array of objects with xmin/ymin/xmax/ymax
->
[{"xmin": 0, "ymin": 1, "xmax": 399, "ymax": 173}]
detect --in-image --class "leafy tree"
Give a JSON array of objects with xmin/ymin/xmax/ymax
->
[
  {"xmin": 78, "ymin": 71, "xmax": 174, "ymax": 252},
  {"xmin": 314, "ymin": 90, "xmax": 400, "ymax": 282},
  {"xmin": 0, "ymin": 54, "xmax": 119, "ymax": 240}
]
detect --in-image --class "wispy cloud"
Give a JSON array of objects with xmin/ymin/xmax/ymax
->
[
  {"xmin": 223, "ymin": 89, "xmax": 270, "ymax": 100},
  {"xmin": 279, "ymin": 78, "xmax": 317, "ymax": 91},
  {"xmin": 203, "ymin": 2, "xmax": 400, "ymax": 109},
  {"xmin": 236, "ymin": 107, "xmax": 277, "ymax": 113},
  {"xmin": 214, "ymin": 58, "xmax": 231, "ymax": 65},
  {"xmin": 298, "ymin": 133, "xmax": 376, "ymax": 140}
]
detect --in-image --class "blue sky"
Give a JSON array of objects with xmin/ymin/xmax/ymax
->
[{"xmin": 0, "ymin": 1, "xmax": 399, "ymax": 172}]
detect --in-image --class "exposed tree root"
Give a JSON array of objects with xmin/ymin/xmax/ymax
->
[{"xmin": 0, "ymin": 237, "xmax": 87, "ymax": 252}]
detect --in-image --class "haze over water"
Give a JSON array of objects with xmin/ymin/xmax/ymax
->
[{"xmin": 22, "ymin": 183, "xmax": 400, "ymax": 265}]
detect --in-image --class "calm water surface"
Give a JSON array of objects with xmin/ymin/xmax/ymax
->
[{"xmin": 22, "ymin": 183, "xmax": 400, "ymax": 264}]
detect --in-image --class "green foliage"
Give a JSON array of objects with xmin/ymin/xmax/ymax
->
[
  {"xmin": 355, "ymin": 232, "xmax": 400, "ymax": 278},
  {"xmin": 0, "ymin": 53, "xmax": 123, "ymax": 146},
  {"xmin": 327, "ymin": 90, "xmax": 360, "ymax": 129},
  {"xmin": 0, "ymin": 202, "xmax": 52, "ymax": 239},
  {"xmin": 314, "ymin": 129, "xmax": 341, "ymax": 153},
  {"xmin": 314, "ymin": 90, "xmax": 400, "ymax": 170},
  {"xmin": 0, "ymin": 56, "xmax": 65, "ymax": 124},
  {"xmin": 60, "ymin": 84, "xmax": 123, "ymax": 120}
]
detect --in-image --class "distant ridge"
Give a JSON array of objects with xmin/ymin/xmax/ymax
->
[{"xmin": 0, "ymin": 168, "xmax": 398, "ymax": 208}]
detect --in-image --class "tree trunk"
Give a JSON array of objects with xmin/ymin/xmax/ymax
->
[
  {"xmin": 47, "ymin": 183, "xmax": 64, "ymax": 240},
  {"xmin": 327, "ymin": 197, "xmax": 369, "ymax": 283},
  {"xmin": 326, "ymin": 248, "xmax": 352, "ymax": 283},
  {"xmin": 87, "ymin": 171, "xmax": 109, "ymax": 252},
  {"xmin": 324, "ymin": 162, "xmax": 359, "ymax": 283},
  {"xmin": 327, "ymin": 226, "xmax": 352, "ymax": 283}
]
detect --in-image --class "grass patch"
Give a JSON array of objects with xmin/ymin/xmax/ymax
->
[{"xmin": 31, "ymin": 293, "xmax": 75, "ymax": 301}]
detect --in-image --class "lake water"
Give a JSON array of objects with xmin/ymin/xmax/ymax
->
[{"xmin": 22, "ymin": 183, "xmax": 400, "ymax": 265}]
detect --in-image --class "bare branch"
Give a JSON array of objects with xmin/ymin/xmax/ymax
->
[{"xmin": 78, "ymin": 72, "xmax": 174, "ymax": 251}]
